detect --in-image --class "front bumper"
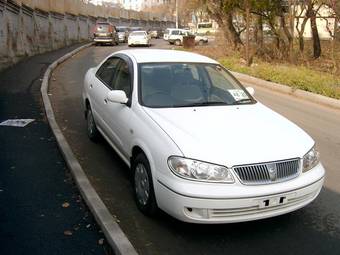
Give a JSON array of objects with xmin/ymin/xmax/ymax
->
[{"xmin": 155, "ymin": 163, "xmax": 325, "ymax": 223}]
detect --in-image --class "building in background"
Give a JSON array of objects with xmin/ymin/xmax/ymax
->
[
  {"xmin": 295, "ymin": 4, "xmax": 336, "ymax": 40},
  {"xmin": 118, "ymin": 0, "xmax": 172, "ymax": 11}
]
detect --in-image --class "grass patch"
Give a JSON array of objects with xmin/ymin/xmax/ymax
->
[{"xmin": 219, "ymin": 56, "xmax": 340, "ymax": 99}]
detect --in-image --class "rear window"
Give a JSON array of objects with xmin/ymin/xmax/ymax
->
[
  {"xmin": 95, "ymin": 23, "xmax": 110, "ymax": 32},
  {"xmin": 117, "ymin": 27, "xmax": 127, "ymax": 32},
  {"xmin": 131, "ymin": 31, "xmax": 146, "ymax": 36}
]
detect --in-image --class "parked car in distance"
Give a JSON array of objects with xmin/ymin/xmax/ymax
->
[
  {"xmin": 93, "ymin": 22, "xmax": 119, "ymax": 46},
  {"xmin": 83, "ymin": 49, "xmax": 325, "ymax": 224},
  {"xmin": 163, "ymin": 28, "xmax": 178, "ymax": 41},
  {"xmin": 149, "ymin": 27, "xmax": 163, "ymax": 38},
  {"xmin": 168, "ymin": 30, "xmax": 209, "ymax": 46},
  {"xmin": 195, "ymin": 33, "xmax": 209, "ymax": 45},
  {"xmin": 167, "ymin": 28, "xmax": 190, "ymax": 45},
  {"xmin": 128, "ymin": 31, "xmax": 151, "ymax": 47},
  {"xmin": 116, "ymin": 26, "xmax": 129, "ymax": 43}
]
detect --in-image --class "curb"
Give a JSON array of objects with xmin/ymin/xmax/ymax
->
[
  {"xmin": 41, "ymin": 43, "xmax": 138, "ymax": 255},
  {"xmin": 230, "ymin": 71, "xmax": 340, "ymax": 110}
]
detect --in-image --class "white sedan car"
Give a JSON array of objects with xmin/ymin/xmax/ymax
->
[
  {"xmin": 128, "ymin": 31, "xmax": 151, "ymax": 47},
  {"xmin": 82, "ymin": 49, "xmax": 325, "ymax": 223}
]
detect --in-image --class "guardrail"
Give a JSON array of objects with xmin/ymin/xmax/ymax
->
[{"xmin": 0, "ymin": 0, "xmax": 175, "ymax": 70}]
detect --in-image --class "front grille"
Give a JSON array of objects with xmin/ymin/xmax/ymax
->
[
  {"xmin": 209, "ymin": 191, "xmax": 317, "ymax": 219},
  {"xmin": 233, "ymin": 159, "xmax": 300, "ymax": 185}
]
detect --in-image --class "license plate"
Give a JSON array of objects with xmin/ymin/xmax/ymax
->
[{"xmin": 258, "ymin": 193, "xmax": 295, "ymax": 208}]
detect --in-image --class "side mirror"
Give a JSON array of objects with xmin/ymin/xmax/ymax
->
[
  {"xmin": 107, "ymin": 90, "xmax": 128, "ymax": 104},
  {"xmin": 246, "ymin": 87, "xmax": 255, "ymax": 96}
]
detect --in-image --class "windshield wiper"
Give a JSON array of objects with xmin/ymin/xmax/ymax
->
[
  {"xmin": 173, "ymin": 101, "xmax": 229, "ymax": 108},
  {"xmin": 232, "ymin": 98, "xmax": 254, "ymax": 105}
]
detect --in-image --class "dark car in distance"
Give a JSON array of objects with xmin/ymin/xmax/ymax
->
[{"xmin": 93, "ymin": 22, "xmax": 119, "ymax": 46}]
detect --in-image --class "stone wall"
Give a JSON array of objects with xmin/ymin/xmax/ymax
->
[{"xmin": 0, "ymin": 0, "xmax": 175, "ymax": 71}]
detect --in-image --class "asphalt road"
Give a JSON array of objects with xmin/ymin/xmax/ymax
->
[
  {"xmin": 0, "ymin": 44, "xmax": 107, "ymax": 255},
  {"xmin": 49, "ymin": 39, "xmax": 340, "ymax": 255}
]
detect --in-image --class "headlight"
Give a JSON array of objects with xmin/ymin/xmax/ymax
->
[
  {"xmin": 168, "ymin": 156, "xmax": 234, "ymax": 183},
  {"xmin": 302, "ymin": 145, "xmax": 320, "ymax": 172}
]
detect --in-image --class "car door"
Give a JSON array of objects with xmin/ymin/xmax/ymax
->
[
  {"xmin": 104, "ymin": 57, "xmax": 134, "ymax": 159},
  {"xmin": 90, "ymin": 57, "xmax": 120, "ymax": 139}
]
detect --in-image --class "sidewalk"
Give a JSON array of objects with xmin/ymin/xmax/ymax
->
[{"xmin": 0, "ymin": 45, "xmax": 107, "ymax": 255}]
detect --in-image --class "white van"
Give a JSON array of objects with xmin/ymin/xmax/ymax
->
[{"xmin": 163, "ymin": 28, "xmax": 177, "ymax": 41}]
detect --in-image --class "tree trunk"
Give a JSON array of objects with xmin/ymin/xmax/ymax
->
[
  {"xmin": 298, "ymin": 34, "xmax": 305, "ymax": 52},
  {"xmin": 280, "ymin": 15, "xmax": 293, "ymax": 60},
  {"xmin": 226, "ymin": 12, "xmax": 243, "ymax": 49},
  {"xmin": 245, "ymin": 2, "xmax": 251, "ymax": 66},
  {"xmin": 310, "ymin": 13, "xmax": 321, "ymax": 58},
  {"xmin": 255, "ymin": 15, "xmax": 263, "ymax": 48},
  {"xmin": 297, "ymin": 16, "xmax": 308, "ymax": 53}
]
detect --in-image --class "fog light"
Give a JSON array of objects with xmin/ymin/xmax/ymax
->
[{"xmin": 184, "ymin": 207, "xmax": 209, "ymax": 219}]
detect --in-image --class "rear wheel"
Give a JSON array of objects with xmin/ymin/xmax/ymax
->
[
  {"xmin": 175, "ymin": 39, "xmax": 181, "ymax": 46},
  {"xmin": 86, "ymin": 107, "xmax": 100, "ymax": 142},
  {"xmin": 132, "ymin": 153, "xmax": 158, "ymax": 216},
  {"xmin": 198, "ymin": 40, "xmax": 204, "ymax": 46}
]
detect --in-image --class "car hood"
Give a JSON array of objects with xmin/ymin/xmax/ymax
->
[{"xmin": 143, "ymin": 103, "xmax": 314, "ymax": 167}]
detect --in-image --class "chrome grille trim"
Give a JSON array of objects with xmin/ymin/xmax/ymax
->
[{"xmin": 233, "ymin": 158, "xmax": 300, "ymax": 185}]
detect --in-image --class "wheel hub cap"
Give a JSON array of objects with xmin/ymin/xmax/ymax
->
[{"xmin": 135, "ymin": 163, "xmax": 150, "ymax": 206}]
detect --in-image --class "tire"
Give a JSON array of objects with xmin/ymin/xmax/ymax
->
[
  {"xmin": 175, "ymin": 39, "xmax": 181, "ymax": 46},
  {"xmin": 86, "ymin": 107, "xmax": 100, "ymax": 142},
  {"xmin": 198, "ymin": 40, "xmax": 204, "ymax": 46},
  {"xmin": 132, "ymin": 153, "xmax": 158, "ymax": 216}
]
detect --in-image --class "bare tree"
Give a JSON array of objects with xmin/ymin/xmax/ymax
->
[{"xmin": 204, "ymin": 0, "xmax": 243, "ymax": 48}]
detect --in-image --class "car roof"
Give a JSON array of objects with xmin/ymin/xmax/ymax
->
[{"xmin": 115, "ymin": 49, "xmax": 218, "ymax": 64}]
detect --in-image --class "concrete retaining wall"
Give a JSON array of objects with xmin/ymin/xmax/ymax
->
[{"xmin": 0, "ymin": 0, "xmax": 175, "ymax": 71}]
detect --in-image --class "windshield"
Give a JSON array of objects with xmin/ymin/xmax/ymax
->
[{"xmin": 140, "ymin": 63, "xmax": 255, "ymax": 108}]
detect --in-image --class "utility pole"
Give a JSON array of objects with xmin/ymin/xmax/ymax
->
[{"xmin": 175, "ymin": 0, "xmax": 179, "ymax": 28}]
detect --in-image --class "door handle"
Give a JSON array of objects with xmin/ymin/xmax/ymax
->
[
  {"xmin": 89, "ymin": 84, "xmax": 93, "ymax": 88},
  {"xmin": 104, "ymin": 99, "xmax": 108, "ymax": 104}
]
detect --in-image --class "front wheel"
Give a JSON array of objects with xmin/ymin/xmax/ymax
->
[
  {"xmin": 86, "ymin": 107, "xmax": 100, "ymax": 142},
  {"xmin": 132, "ymin": 153, "xmax": 158, "ymax": 216},
  {"xmin": 174, "ymin": 39, "xmax": 181, "ymax": 46}
]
